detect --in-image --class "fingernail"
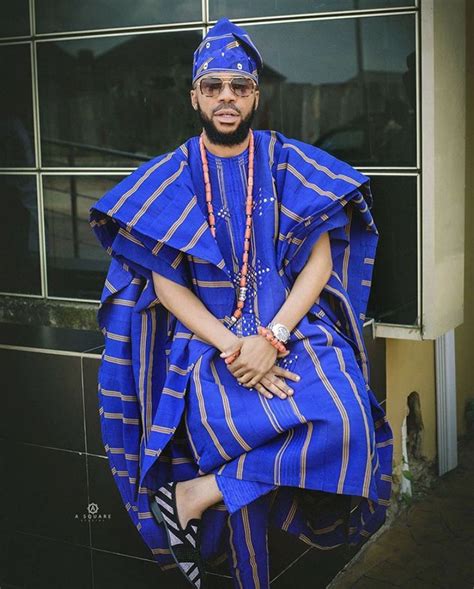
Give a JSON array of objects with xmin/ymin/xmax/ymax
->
[
  {"xmin": 296, "ymin": 376, "xmax": 301, "ymax": 381},
  {"xmin": 268, "ymin": 394, "xmax": 273, "ymax": 399},
  {"xmin": 288, "ymin": 388, "xmax": 293, "ymax": 393}
]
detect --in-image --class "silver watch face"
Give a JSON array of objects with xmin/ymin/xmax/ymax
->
[{"xmin": 272, "ymin": 323, "xmax": 290, "ymax": 343}]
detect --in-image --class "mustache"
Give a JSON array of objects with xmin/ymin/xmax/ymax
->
[{"xmin": 213, "ymin": 105, "xmax": 240, "ymax": 114}]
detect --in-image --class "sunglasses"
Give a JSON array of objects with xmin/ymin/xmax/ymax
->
[{"xmin": 198, "ymin": 76, "xmax": 257, "ymax": 98}]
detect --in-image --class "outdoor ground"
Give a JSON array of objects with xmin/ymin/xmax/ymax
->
[{"xmin": 327, "ymin": 433, "xmax": 474, "ymax": 589}]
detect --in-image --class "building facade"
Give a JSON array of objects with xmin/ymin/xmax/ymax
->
[{"xmin": 0, "ymin": 0, "xmax": 472, "ymax": 585}]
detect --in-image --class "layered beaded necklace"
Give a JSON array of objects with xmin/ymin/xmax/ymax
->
[{"xmin": 199, "ymin": 129, "xmax": 255, "ymax": 326}]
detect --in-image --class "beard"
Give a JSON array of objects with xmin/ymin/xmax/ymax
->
[{"xmin": 196, "ymin": 101, "xmax": 256, "ymax": 146}]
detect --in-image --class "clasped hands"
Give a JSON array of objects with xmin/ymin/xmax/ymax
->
[{"xmin": 219, "ymin": 334, "xmax": 300, "ymax": 400}]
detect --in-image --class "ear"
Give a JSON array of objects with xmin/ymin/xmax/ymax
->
[
  {"xmin": 254, "ymin": 89, "xmax": 260, "ymax": 111},
  {"xmin": 190, "ymin": 88, "xmax": 198, "ymax": 111}
]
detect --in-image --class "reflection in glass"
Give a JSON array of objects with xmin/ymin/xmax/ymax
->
[
  {"xmin": 367, "ymin": 175, "xmax": 418, "ymax": 325},
  {"xmin": 43, "ymin": 175, "xmax": 120, "ymax": 299},
  {"xmin": 249, "ymin": 14, "xmax": 416, "ymax": 166},
  {"xmin": 0, "ymin": 0, "xmax": 30, "ymax": 37},
  {"xmin": 0, "ymin": 44, "xmax": 35, "ymax": 167},
  {"xmin": 0, "ymin": 175, "xmax": 41, "ymax": 294},
  {"xmin": 38, "ymin": 31, "xmax": 202, "ymax": 167},
  {"xmin": 36, "ymin": 0, "xmax": 202, "ymax": 34},
  {"xmin": 211, "ymin": 0, "xmax": 415, "ymax": 19}
]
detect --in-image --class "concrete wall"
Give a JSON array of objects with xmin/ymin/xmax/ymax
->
[{"xmin": 454, "ymin": 0, "xmax": 474, "ymax": 437}]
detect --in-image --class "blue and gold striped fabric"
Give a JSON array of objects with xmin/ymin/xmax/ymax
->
[{"xmin": 89, "ymin": 130, "xmax": 393, "ymax": 573}]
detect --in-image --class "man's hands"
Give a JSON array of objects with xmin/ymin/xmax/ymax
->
[{"xmin": 219, "ymin": 335, "xmax": 301, "ymax": 400}]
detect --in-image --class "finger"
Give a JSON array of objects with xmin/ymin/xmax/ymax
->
[
  {"xmin": 271, "ymin": 366, "xmax": 301, "ymax": 382},
  {"xmin": 267, "ymin": 374, "xmax": 294, "ymax": 396},
  {"xmin": 260, "ymin": 375, "xmax": 290, "ymax": 399},
  {"xmin": 234, "ymin": 367, "xmax": 259, "ymax": 380},
  {"xmin": 254, "ymin": 382, "xmax": 273, "ymax": 399},
  {"xmin": 245, "ymin": 374, "xmax": 266, "ymax": 389},
  {"xmin": 237, "ymin": 372, "xmax": 257, "ymax": 385}
]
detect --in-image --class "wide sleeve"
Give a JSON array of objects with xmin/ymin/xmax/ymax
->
[
  {"xmin": 279, "ymin": 203, "xmax": 352, "ymax": 283},
  {"xmin": 274, "ymin": 136, "xmax": 378, "ymax": 333},
  {"xmin": 89, "ymin": 150, "xmax": 202, "ymax": 297},
  {"xmin": 108, "ymin": 227, "xmax": 192, "ymax": 288}
]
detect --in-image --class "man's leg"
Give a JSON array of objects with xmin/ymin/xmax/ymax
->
[
  {"xmin": 175, "ymin": 473, "xmax": 276, "ymax": 587},
  {"xmin": 226, "ymin": 489, "xmax": 276, "ymax": 589},
  {"xmin": 215, "ymin": 473, "xmax": 277, "ymax": 515},
  {"xmin": 175, "ymin": 473, "xmax": 276, "ymax": 526}
]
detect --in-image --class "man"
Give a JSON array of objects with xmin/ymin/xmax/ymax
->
[{"xmin": 90, "ymin": 17, "xmax": 393, "ymax": 589}]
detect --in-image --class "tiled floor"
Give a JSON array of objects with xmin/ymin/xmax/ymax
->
[{"xmin": 328, "ymin": 433, "xmax": 474, "ymax": 589}]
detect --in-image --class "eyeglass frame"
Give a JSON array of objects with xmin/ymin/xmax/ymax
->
[{"xmin": 194, "ymin": 75, "xmax": 258, "ymax": 98}]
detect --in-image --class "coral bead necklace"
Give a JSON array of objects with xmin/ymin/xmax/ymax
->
[{"xmin": 199, "ymin": 129, "xmax": 255, "ymax": 326}]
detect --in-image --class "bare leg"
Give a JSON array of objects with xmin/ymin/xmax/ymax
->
[{"xmin": 175, "ymin": 474, "xmax": 223, "ymax": 530}]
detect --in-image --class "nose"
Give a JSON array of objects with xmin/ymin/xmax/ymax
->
[{"xmin": 218, "ymin": 81, "xmax": 236, "ymax": 102}]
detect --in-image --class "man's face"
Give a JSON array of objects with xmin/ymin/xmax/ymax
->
[{"xmin": 190, "ymin": 72, "xmax": 260, "ymax": 146}]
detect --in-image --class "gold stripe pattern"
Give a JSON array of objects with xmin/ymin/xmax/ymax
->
[
  {"xmin": 100, "ymin": 388, "xmax": 137, "ymax": 403},
  {"xmin": 191, "ymin": 278, "xmax": 234, "ymax": 288},
  {"xmin": 274, "ymin": 429, "xmax": 295, "ymax": 485},
  {"xmin": 103, "ymin": 354, "xmax": 132, "ymax": 366},
  {"xmin": 299, "ymin": 335, "xmax": 350, "ymax": 494},
  {"xmin": 107, "ymin": 152, "xmax": 174, "ymax": 215},
  {"xmin": 210, "ymin": 359, "xmax": 253, "ymax": 452},
  {"xmin": 104, "ymin": 330, "xmax": 131, "ymax": 343},
  {"xmin": 299, "ymin": 421, "xmax": 314, "ymax": 488},
  {"xmin": 242, "ymin": 505, "xmax": 260, "ymax": 588},
  {"xmin": 150, "ymin": 424, "xmax": 176, "ymax": 434},
  {"xmin": 193, "ymin": 356, "xmax": 232, "ymax": 461},
  {"xmin": 106, "ymin": 298, "xmax": 135, "ymax": 307},
  {"xmin": 282, "ymin": 143, "xmax": 361, "ymax": 186},
  {"xmin": 277, "ymin": 162, "xmax": 339, "ymax": 200},
  {"xmin": 227, "ymin": 516, "xmax": 244, "ymax": 589},
  {"xmin": 128, "ymin": 161, "xmax": 188, "ymax": 229}
]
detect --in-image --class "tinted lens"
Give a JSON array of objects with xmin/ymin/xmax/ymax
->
[
  {"xmin": 200, "ymin": 77, "xmax": 223, "ymax": 97},
  {"xmin": 230, "ymin": 77, "xmax": 254, "ymax": 96},
  {"xmin": 199, "ymin": 76, "xmax": 254, "ymax": 97}
]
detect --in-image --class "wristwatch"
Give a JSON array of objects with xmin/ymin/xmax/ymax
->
[{"xmin": 266, "ymin": 322, "xmax": 291, "ymax": 344}]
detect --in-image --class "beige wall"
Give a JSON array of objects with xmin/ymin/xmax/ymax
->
[
  {"xmin": 454, "ymin": 0, "xmax": 474, "ymax": 437},
  {"xmin": 386, "ymin": 339, "xmax": 437, "ymax": 466},
  {"xmin": 385, "ymin": 0, "xmax": 472, "ymax": 473},
  {"xmin": 422, "ymin": 0, "xmax": 466, "ymax": 339}
]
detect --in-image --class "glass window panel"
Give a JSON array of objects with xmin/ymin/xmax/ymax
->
[
  {"xmin": 0, "ymin": 0, "xmax": 30, "ymax": 37},
  {"xmin": 43, "ymin": 175, "xmax": 121, "ymax": 299},
  {"xmin": 0, "ymin": 44, "xmax": 35, "ymax": 167},
  {"xmin": 249, "ymin": 14, "xmax": 416, "ymax": 166},
  {"xmin": 37, "ymin": 31, "xmax": 202, "ymax": 167},
  {"xmin": 0, "ymin": 175, "xmax": 41, "ymax": 294},
  {"xmin": 367, "ymin": 175, "xmax": 418, "ymax": 325},
  {"xmin": 210, "ymin": 0, "xmax": 415, "ymax": 20},
  {"xmin": 36, "ymin": 0, "xmax": 202, "ymax": 34}
]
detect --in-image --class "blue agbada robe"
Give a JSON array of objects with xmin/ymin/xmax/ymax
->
[{"xmin": 89, "ymin": 129, "xmax": 393, "ymax": 570}]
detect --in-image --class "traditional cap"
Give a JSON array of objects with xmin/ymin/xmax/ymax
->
[{"xmin": 192, "ymin": 17, "xmax": 263, "ymax": 85}]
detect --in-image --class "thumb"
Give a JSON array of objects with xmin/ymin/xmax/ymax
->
[
  {"xmin": 220, "ymin": 342, "xmax": 242, "ymax": 358},
  {"xmin": 277, "ymin": 349, "xmax": 290, "ymax": 359}
]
